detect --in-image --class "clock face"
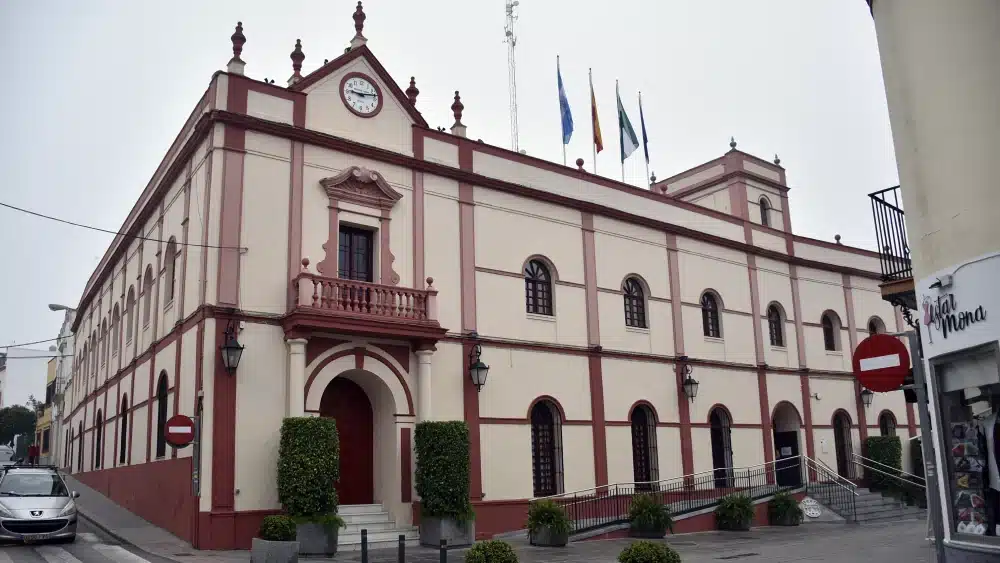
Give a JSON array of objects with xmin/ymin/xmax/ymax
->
[{"xmin": 341, "ymin": 74, "xmax": 381, "ymax": 117}]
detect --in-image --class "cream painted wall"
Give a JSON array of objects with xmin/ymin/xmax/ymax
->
[
  {"xmin": 676, "ymin": 239, "xmax": 750, "ymax": 309},
  {"xmin": 478, "ymin": 347, "xmax": 590, "ymax": 421},
  {"xmin": 766, "ymin": 374, "xmax": 805, "ymax": 421},
  {"xmin": 688, "ymin": 187, "xmax": 732, "ymax": 215},
  {"xmin": 422, "ymin": 176, "xmax": 462, "ymax": 332},
  {"xmin": 604, "ymin": 425, "xmax": 684, "ymax": 486},
  {"xmin": 690, "ymin": 368, "xmax": 761, "ymax": 425},
  {"xmin": 752, "ymin": 229, "xmax": 787, "ymax": 254},
  {"xmin": 808, "ymin": 377, "xmax": 859, "ymax": 427},
  {"xmin": 601, "ymin": 358, "xmax": 679, "ymax": 424},
  {"xmin": 427, "ymin": 342, "xmax": 465, "ymax": 422},
  {"xmin": 247, "ymin": 90, "xmax": 294, "ymax": 125},
  {"xmin": 593, "ymin": 228, "xmax": 669, "ymax": 295},
  {"xmin": 597, "ymin": 293, "xmax": 673, "ymax": 355},
  {"xmin": 303, "ymin": 57, "xmax": 415, "ymax": 156},
  {"xmin": 475, "ymin": 273, "xmax": 588, "ymax": 347},
  {"xmin": 481, "ymin": 424, "xmax": 532, "ymax": 499},
  {"xmin": 666, "ymin": 166, "xmax": 725, "ymax": 192},
  {"xmin": 563, "ymin": 425, "xmax": 596, "ymax": 493},
  {"xmin": 681, "ymin": 307, "xmax": 756, "ymax": 364},
  {"xmin": 793, "ymin": 242, "xmax": 881, "ymax": 273},
  {"xmin": 423, "ymin": 139, "xmax": 458, "ymax": 168}
]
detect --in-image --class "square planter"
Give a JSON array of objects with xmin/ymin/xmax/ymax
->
[
  {"xmin": 529, "ymin": 527, "xmax": 568, "ymax": 547},
  {"xmin": 419, "ymin": 516, "xmax": 475, "ymax": 548},
  {"xmin": 251, "ymin": 538, "xmax": 300, "ymax": 563},
  {"xmin": 768, "ymin": 512, "xmax": 800, "ymax": 527},
  {"xmin": 628, "ymin": 526, "xmax": 667, "ymax": 539},
  {"xmin": 717, "ymin": 519, "xmax": 751, "ymax": 532},
  {"xmin": 295, "ymin": 522, "xmax": 338, "ymax": 556}
]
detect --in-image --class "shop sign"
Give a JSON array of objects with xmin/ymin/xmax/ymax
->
[{"xmin": 922, "ymin": 293, "xmax": 987, "ymax": 344}]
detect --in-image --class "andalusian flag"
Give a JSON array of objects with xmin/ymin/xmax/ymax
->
[
  {"xmin": 590, "ymin": 69, "xmax": 603, "ymax": 153},
  {"xmin": 616, "ymin": 81, "xmax": 639, "ymax": 162}
]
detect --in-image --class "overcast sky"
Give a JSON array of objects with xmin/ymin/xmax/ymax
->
[{"xmin": 0, "ymin": 1, "xmax": 897, "ymax": 361}]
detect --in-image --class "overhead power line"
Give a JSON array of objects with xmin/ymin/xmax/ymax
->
[
  {"xmin": 0, "ymin": 202, "xmax": 246, "ymax": 250},
  {"xmin": 0, "ymin": 355, "xmax": 72, "ymax": 359},
  {"xmin": 5, "ymin": 336, "xmax": 69, "ymax": 349}
]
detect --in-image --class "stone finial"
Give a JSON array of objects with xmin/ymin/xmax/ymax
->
[
  {"xmin": 576, "ymin": 158, "xmax": 585, "ymax": 171},
  {"xmin": 650, "ymin": 171, "xmax": 657, "ymax": 183},
  {"xmin": 301, "ymin": 257, "xmax": 310, "ymax": 271},
  {"xmin": 773, "ymin": 153, "xmax": 781, "ymax": 166},
  {"xmin": 450, "ymin": 91, "xmax": 467, "ymax": 137},
  {"xmin": 351, "ymin": 1, "xmax": 368, "ymax": 48},
  {"xmin": 835, "ymin": 234, "xmax": 842, "ymax": 245},
  {"xmin": 426, "ymin": 277, "xmax": 435, "ymax": 289},
  {"xmin": 288, "ymin": 39, "xmax": 305, "ymax": 86},
  {"xmin": 406, "ymin": 77, "xmax": 419, "ymax": 106},
  {"xmin": 228, "ymin": 22, "xmax": 247, "ymax": 75},
  {"xmin": 729, "ymin": 136, "xmax": 737, "ymax": 150}
]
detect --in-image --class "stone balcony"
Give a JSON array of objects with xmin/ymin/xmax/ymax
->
[{"xmin": 283, "ymin": 265, "xmax": 447, "ymax": 346}]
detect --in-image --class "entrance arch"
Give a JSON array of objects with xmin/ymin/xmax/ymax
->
[
  {"xmin": 771, "ymin": 402, "xmax": 803, "ymax": 487},
  {"xmin": 320, "ymin": 377, "xmax": 374, "ymax": 505},
  {"xmin": 832, "ymin": 410, "xmax": 854, "ymax": 478},
  {"xmin": 709, "ymin": 405, "xmax": 734, "ymax": 488}
]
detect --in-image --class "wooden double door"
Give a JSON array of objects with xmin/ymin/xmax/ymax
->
[{"xmin": 319, "ymin": 377, "xmax": 374, "ymax": 505}]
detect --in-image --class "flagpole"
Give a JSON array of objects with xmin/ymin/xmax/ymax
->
[
  {"xmin": 639, "ymin": 91, "xmax": 650, "ymax": 189},
  {"xmin": 617, "ymin": 80, "xmax": 625, "ymax": 183},
  {"xmin": 590, "ymin": 68, "xmax": 597, "ymax": 175},
  {"xmin": 558, "ymin": 56, "xmax": 567, "ymax": 166}
]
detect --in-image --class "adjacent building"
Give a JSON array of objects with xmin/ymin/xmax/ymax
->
[
  {"xmin": 63, "ymin": 4, "xmax": 911, "ymax": 549},
  {"xmin": 34, "ymin": 359, "xmax": 56, "ymax": 464}
]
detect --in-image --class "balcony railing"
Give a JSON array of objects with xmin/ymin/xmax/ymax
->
[
  {"xmin": 293, "ymin": 272, "xmax": 438, "ymax": 322},
  {"xmin": 869, "ymin": 185, "xmax": 913, "ymax": 281}
]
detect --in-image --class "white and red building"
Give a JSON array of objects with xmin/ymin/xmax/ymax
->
[{"xmin": 61, "ymin": 4, "xmax": 912, "ymax": 550}]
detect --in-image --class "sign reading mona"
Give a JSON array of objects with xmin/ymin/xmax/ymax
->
[{"xmin": 923, "ymin": 292, "xmax": 987, "ymax": 343}]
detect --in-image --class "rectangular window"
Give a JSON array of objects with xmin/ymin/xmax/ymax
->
[
  {"xmin": 338, "ymin": 226, "xmax": 374, "ymax": 282},
  {"xmin": 932, "ymin": 343, "xmax": 1000, "ymax": 544}
]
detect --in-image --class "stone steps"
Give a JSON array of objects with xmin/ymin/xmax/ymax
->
[
  {"xmin": 808, "ymin": 484, "xmax": 926, "ymax": 523},
  {"xmin": 337, "ymin": 504, "xmax": 420, "ymax": 552}
]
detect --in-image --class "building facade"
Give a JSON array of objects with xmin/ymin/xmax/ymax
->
[
  {"xmin": 35, "ymin": 359, "xmax": 56, "ymax": 463},
  {"xmin": 51, "ymin": 308, "xmax": 77, "ymax": 470},
  {"xmin": 63, "ymin": 4, "xmax": 911, "ymax": 550},
  {"xmin": 869, "ymin": 0, "xmax": 1000, "ymax": 559}
]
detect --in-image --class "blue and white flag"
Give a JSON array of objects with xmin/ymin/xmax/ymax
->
[{"xmin": 557, "ymin": 56, "xmax": 574, "ymax": 145}]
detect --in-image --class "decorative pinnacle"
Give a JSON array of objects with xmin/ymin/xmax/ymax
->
[
  {"xmin": 406, "ymin": 77, "xmax": 419, "ymax": 106},
  {"xmin": 729, "ymin": 136, "xmax": 737, "ymax": 150},
  {"xmin": 835, "ymin": 234, "xmax": 842, "ymax": 245},
  {"xmin": 451, "ymin": 91, "xmax": 464, "ymax": 126},
  {"xmin": 773, "ymin": 154, "xmax": 781, "ymax": 166},
  {"xmin": 352, "ymin": 2, "xmax": 367, "ymax": 42},
  {"xmin": 231, "ymin": 22, "xmax": 246, "ymax": 62},
  {"xmin": 575, "ymin": 158, "xmax": 585, "ymax": 171},
  {"xmin": 290, "ymin": 39, "xmax": 305, "ymax": 76},
  {"xmin": 650, "ymin": 171, "xmax": 657, "ymax": 183}
]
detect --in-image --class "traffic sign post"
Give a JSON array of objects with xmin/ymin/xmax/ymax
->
[
  {"xmin": 164, "ymin": 414, "xmax": 196, "ymax": 449},
  {"xmin": 852, "ymin": 333, "xmax": 911, "ymax": 392}
]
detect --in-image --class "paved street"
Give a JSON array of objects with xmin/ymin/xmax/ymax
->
[{"xmin": 0, "ymin": 519, "xmax": 178, "ymax": 563}]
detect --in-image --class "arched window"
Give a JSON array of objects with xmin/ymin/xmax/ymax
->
[
  {"xmin": 701, "ymin": 291, "xmax": 721, "ymax": 338},
  {"xmin": 832, "ymin": 411, "xmax": 854, "ymax": 478},
  {"xmin": 164, "ymin": 238, "xmax": 178, "ymax": 305},
  {"xmin": 631, "ymin": 404, "xmax": 659, "ymax": 488},
  {"xmin": 530, "ymin": 400, "xmax": 564, "ymax": 497},
  {"xmin": 155, "ymin": 372, "xmax": 169, "ymax": 458},
  {"xmin": 142, "ymin": 266, "xmax": 154, "ymax": 326},
  {"xmin": 94, "ymin": 409, "xmax": 104, "ymax": 470},
  {"xmin": 524, "ymin": 260, "xmax": 553, "ymax": 316},
  {"xmin": 119, "ymin": 394, "xmax": 129, "ymax": 464},
  {"xmin": 623, "ymin": 277, "xmax": 647, "ymax": 328},
  {"xmin": 125, "ymin": 286, "xmax": 136, "ymax": 341},
  {"xmin": 822, "ymin": 311, "xmax": 842, "ymax": 351},
  {"xmin": 90, "ymin": 333, "xmax": 98, "ymax": 375},
  {"xmin": 77, "ymin": 421, "xmax": 84, "ymax": 472},
  {"xmin": 100, "ymin": 320, "xmax": 108, "ymax": 365},
  {"xmin": 868, "ymin": 317, "xmax": 886, "ymax": 335},
  {"xmin": 767, "ymin": 304, "xmax": 784, "ymax": 347},
  {"xmin": 709, "ymin": 407, "xmax": 734, "ymax": 488},
  {"xmin": 111, "ymin": 306, "xmax": 121, "ymax": 355},
  {"xmin": 879, "ymin": 411, "xmax": 897, "ymax": 437},
  {"xmin": 759, "ymin": 197, "xmax": 771, "ymax": 227}
]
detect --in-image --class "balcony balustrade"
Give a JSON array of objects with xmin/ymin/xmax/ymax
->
[{"xmin": 869, "ymin": 185, "xmax": 916, "ymax": 309}]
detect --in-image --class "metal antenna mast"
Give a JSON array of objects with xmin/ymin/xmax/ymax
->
[{"xmin": 504, "ymin": 0, "xmax": 520, "ymax": 152}]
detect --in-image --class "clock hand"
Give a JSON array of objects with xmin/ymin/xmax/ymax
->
[{"xmin": 349, "ymin": 89, "xmax": 376, "ymax": 97}]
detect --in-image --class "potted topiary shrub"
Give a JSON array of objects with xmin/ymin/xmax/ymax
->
[
  {"xmin": 251, "ymin": 515, "xmax": 299, "ymax": 563},
  {"xmin": 277, "ymin": 417, "xmax": 345, "ymax": 556},
  {"xmin": 627, "ymin": 494, "xmax": 674, "ymax": 539},
  {"xmin": 465, "ymin": 539, "xmax": 519, "ymax": 563},
  {"xmin": 617, "ymin": 540, "xmax": 681, "ymax": 563},
  {"xmin": 416, "ymin": 421, "xmax": 475, "ymax": 547},
  {"xmin": 767, "ymin": 491, "xmax": 803, "ymax": 526},
  {"xmin": 715, "ymin": 494, "xmax": 754, "ymax": 531},
  {"xmin": 526, "ymin": 500, "xmax": 571, "ymax": 547}
]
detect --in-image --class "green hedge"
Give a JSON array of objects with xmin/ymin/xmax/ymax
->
[
  {"xmin": 259, "ymin": 515, "xmax": 297, "ymax": 542},
  {"xmin": 415, "ymin": 421, "xmax": 473, "ymax": 520},
  {"xmin": 465, "ymin": 540, "xmax": 518, "ymax": 563},
  {"xmin": 278, "ymin": 417, "xmax": 340, "ymax": 518},
  {"xmin": 864, "ymin": 436, "xmax": 901, "ymax": 490}
]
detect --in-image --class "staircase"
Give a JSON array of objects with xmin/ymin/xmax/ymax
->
[
  {"xmin": 853, "ymin": 488, "xmax": 926, "ymax": 523},
  {"xmin": 338, "ymin": 504, "xmax": 419, "ymax": 551}
]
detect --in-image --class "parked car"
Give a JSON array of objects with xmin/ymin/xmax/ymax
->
[{"xmin": 0, "ymin": 465, "xmax": 78, "ymax": 543}]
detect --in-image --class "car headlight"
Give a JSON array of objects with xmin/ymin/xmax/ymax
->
[
  {"xmin": 0, "ymin": 504, "xmax": 12, "ymax": 517},
  {"xmin": 58, "ymin": 501, "xmax": 76, "ymax": 516}
]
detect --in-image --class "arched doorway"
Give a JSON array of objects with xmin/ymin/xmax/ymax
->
[
  {"xmin": 709, "ymin": 407, "xmax": 734, "ymax": 488},
  {"xmin": 320, "ymin": 377, "xmax": 374, "ymax": 505},
  {"xmin": 832, "ymin": 411, "xmax": 854, "ymax": 479},
  {"xmin": 771, "ymin": 402, "xmax": 802, "ymax": 487},
  {"xmin": 630, "ymin": 404, "xmax": 658, "ymax": 489}
]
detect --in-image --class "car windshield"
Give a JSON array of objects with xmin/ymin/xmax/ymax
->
[{"xmin": 0, "ymin": 473, "xmax": 69, "ymax": 497}]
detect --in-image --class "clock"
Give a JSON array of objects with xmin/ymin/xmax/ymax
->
[{"xmin": 339, "ymin": 72, "xmax": 383, "ymax": 118}]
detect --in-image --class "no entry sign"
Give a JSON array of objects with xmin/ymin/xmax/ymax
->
[
  {"xmin": 164, "ymin": 414, "xmax": 196, "ymax": 448},
  {"xmin": 852, "ymin": 333, "xmax": 911, "ymax": 392}
]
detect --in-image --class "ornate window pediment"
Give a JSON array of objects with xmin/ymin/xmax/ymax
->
[{"xmin": 320, "ymin": 166, "xmax": 402, "ymax": 210}]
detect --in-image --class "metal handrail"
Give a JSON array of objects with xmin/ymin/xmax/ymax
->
[
  {"xmin": 804, "ymin": 456, "xmax": 859, "ymax": 496},
  {"xmin": 851, "ymin": 453, "xmax": 926, "ymax": 484},
  {"xmin": 531, "ymin": 456, "xmax": 792, "ymax": 502},
  {"xmin": 850, "ymin": 458, "xmax": 927, "ymax": 489}
]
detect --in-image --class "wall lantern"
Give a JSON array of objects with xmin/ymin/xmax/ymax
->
[
  {"xmin": 467, "ymin": 333, "xmax": 490, "ymax": 392},
  {"xmin": 220, "ymin": 320, "xmax": 245, "ymax": 374},
  {"xmin": 860, "ymin": 388, "xmax": 874, "ymax": 408},
  {"xmin": 679, "ymin": 361, "xmax": 699, "ymax": 402}
]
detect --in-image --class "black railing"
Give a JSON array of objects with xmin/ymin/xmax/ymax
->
[
  {"xmin": 851, "ymin": 454, "xmax": 928, "ymax": 508},
  {"xmin": 804, "ymin": 457, "xmax": 858, "ymax": 522},
  {"xmin": 538, "ymin": 460, "xmax": 800, "ymax": 535},
  {"xmin": 869, "ymin": 185, "xmax": 913, "ymax": 281}
]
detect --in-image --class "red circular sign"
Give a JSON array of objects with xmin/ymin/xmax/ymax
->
[
  {"xmin": 164, "ymin": 414, "xmax": 196, "ymax": 448},
  {"xmin": 852, "ymin": 334, "xmax": 911, "ymax": 392}
]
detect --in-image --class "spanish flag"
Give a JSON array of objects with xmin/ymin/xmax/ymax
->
[{"xmin": 590, "ymin": 69, "xmax": 603, "ymax": 153}]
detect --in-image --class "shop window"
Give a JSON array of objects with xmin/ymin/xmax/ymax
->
[
  {"xmin": 623, "ymin": 277, "xmax": 647, "ymax": 328},
  {"xmin": 530, "ymin": 399, "xmax": 564, "ymax": 497},
  {"xmin": 524, "ymin": 260, "xmax": 553, "ymax": 316}
]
